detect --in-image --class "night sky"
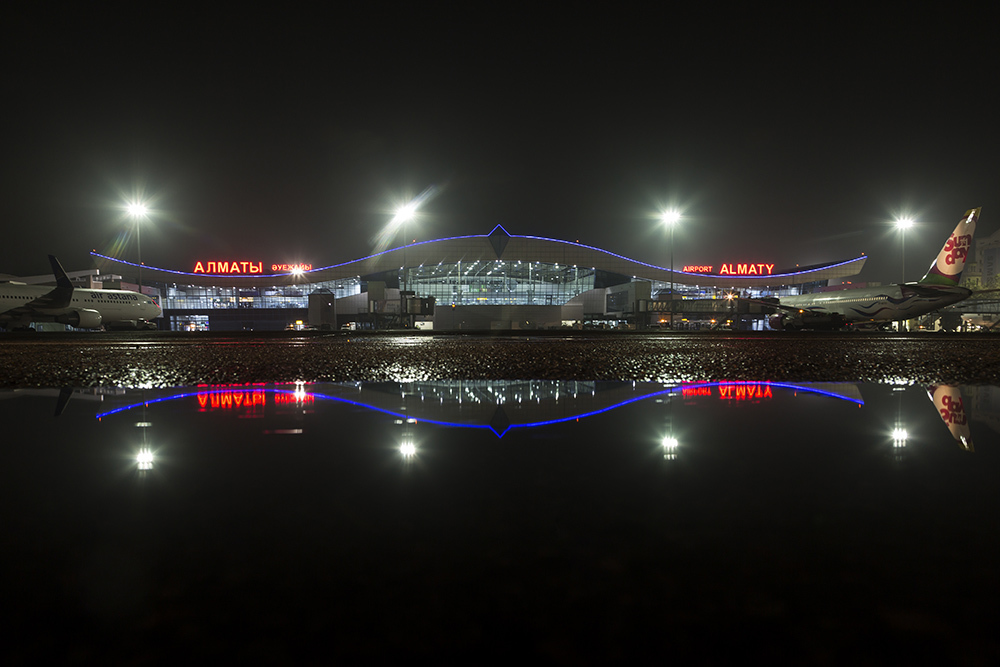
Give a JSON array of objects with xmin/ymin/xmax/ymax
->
[{"xmin": 4, "ymin": 5, "xmax": 997, "ymax": 285}]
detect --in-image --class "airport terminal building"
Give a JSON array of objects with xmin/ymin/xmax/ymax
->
[{"xmin": 91, "ymin": 225, "xmax": 868, "ymax": 331}]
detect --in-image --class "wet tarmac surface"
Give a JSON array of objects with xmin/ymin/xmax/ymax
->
[{"xmin": 1, "ymin": 330, "xmax": 999, "ymax": 387}]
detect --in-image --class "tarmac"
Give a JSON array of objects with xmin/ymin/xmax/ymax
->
[{"xmin": 1, "ymin": 329, "xmax": 999, "ymax": 387}]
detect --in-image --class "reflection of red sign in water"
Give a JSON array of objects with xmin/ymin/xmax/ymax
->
[
  {"xmin": 194, "ymin": 385, "xmax": 314, "ymax": 416},
  {"xmin": 195, "ymin": 385, "xmax": 267, "ymax": 416},
  {"xmin": 681, "ymin": 383, "xmax": 774, "ymax": 401},
  {"xmin": 718, "ymin": 383, "xmax": 773, "ymax": 400},
  {"xmin": 274, "ymin": 392, "xmax": 315, "ymax": 406}
]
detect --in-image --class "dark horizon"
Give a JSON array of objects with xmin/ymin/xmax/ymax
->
[{"xmin": 4, "ymin": 5, "xmax": 997, "ymax": 285}]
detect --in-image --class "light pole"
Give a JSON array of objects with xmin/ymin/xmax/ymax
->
[
  {"xmin": 392, "ymin": 202, "xmax": 418, "ymax": 328},
  {"xmin": 895, "ymin": 217, "xmax": 914, "ymax": 332},
  {"xmin": 895, "ymin": 217, "xmax": 913, "ymax": 284},
  {"xmin": 394, "ymin": 202, "xmax": 417, "ymax": 293},
  {"xmin": 661, "ymin": 210, "xmax": 681, "ymax": 328},
  {"xmin": 127, "ymin": 201, "xmax": 149, "ymax": 295}
]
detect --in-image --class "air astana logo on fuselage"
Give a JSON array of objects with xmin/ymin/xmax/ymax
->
[{"xmin": 89, "ymin": 292, "xmax": 139, "ymax": 301}]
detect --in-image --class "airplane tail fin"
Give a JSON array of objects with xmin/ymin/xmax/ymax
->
[
  {"xmin": 48, "ymin": 255, "xmax": 74, "ymax": 290},
  {"xmin": 917, "ymin": 208, "xmax": 980, "ymax": 286}
]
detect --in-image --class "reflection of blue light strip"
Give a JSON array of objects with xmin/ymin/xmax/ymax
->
[
  {"xmin": 95, "ymin": 382, "xmax": 863, "ymax": 436},
  {"xmin": 91, "ymin": 227, "xmax": 866, "ymax": 282},
  {"xmin": 95, "ymin": 390, "xmax": 207, "ymax": 418}
]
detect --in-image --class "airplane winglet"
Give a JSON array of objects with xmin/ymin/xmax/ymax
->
[{"xmin": 48, "ymin": 255, "xmax": 74, "ymax": 290}]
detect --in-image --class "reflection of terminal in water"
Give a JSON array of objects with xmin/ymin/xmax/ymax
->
[
  {"xmin": 350, "ymin": 380, "xmax": 867, "ymax": 437},
  {"xmin": 97, "ymin": 380, "xmax": 864, "ymax": 439},
  {"xmin": 962, "ymin": 386, "xmax": 1000, "ymax": 438},
  {"xmin": 192, "ymin": 382, "xmax": 314, "ymax": 417},
  {"xmin": 91, "ymin": 381, "xmax": 999, "ymax": 452},
  {"xmin": 0, "ymin": 387, "xmax": 125, "ymax": 417}
]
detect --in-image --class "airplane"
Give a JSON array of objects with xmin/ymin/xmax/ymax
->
[
  {"xmin": 0, "ymin": 255, "xmax": 162, "ymax": 331},
  {"xmin": 763, "ymin": 207, "xmax": 982, "ymax": 330}
]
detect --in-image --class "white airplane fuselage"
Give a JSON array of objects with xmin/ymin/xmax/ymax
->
[
  {"xmin": 0, "ymin": 282, "xmax": 161, "ymax": 330},
  {"xmin": 778, "ymin": 283, "xmax": 973, "ymax": 326}
]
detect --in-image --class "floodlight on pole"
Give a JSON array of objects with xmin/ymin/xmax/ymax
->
[
  {"xmin": 126, "ymin": 201, "xmax": 150, "ymax": 296},
  {"xmin": 393, "ymin": 201, "xmax": 421, "ymax": 295},
  {"xmin": 392, "ymin": 202, "xmax": 418, "ymax": 226},
  {"xmin": 661, "ymin": 210, "xmax": 682, "ymax": 329},
  {"xmin": 895, "ymin": 217, "xmax": 913, "ymax": 284}
]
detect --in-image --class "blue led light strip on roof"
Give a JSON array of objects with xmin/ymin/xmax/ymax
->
[{"xmin": 90, "ymin": 225, "xmax": 866, "ymax": 280}]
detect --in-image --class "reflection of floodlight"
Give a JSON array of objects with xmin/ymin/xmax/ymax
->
[
  {"xmin": 137, "ymin": 447, "xmax": 154, "ymax": 470},
  {"xmin": 662, "ymin": 436, "xmax": 679, "ymax": 460},
  {"xmin": 892, "ymin": 427, "xmax": 907, "ymax": 448}
]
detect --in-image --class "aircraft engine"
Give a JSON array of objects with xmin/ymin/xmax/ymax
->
[
  {"xmin": 55, "ymin": 309, "xmax": 103, "ymax": 329},
  {"xmin": 768, "ymin": 314, "xmax": 799, "ymax": 331},
  {"xmin": 769, "ymin": 312, "xmax": 844, "ymax": 331},
  {"xmin": 105, "ymin": 320, "xmax": 139, "ymax": 331}
]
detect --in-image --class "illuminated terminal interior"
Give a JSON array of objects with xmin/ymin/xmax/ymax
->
[{"xmin": 90, "ymin": 225, "xmax": 869, "ymax": 331}]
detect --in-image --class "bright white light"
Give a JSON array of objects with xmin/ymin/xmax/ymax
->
[
  {"xmin": 393, "ymin": 202, "xmax": 418, "ymax": 225},
  {"xmin": 400, "ymin": 442, "xmax": 416, "ymax": 457},
  {"xmin": 662, "ymin": 436, "xmax": 679, "ymax": 460},
  {"xmin": 291, "ymin": 266, "xmax": 304, "ymax": 276},
  {"xmin": 895, "ymin": 217, "xmax": 914, "ymax": 230},
  {"xmin": 126, "ymin": 202, "xmax": 149, "ymax": 219},
  {"xmin": 136, "ymin": 447, "xmax": 154, "ymax": 470},
  {"xmin": 660, "ymin": 210, "xmax": 681, "ymax": 225},
  {"xmin": 892, "ymin": 428, "xmax": 907, "ymax": 448}
]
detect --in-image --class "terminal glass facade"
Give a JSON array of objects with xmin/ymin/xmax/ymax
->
[
  {"xmin": 162, "ymin": 278, "xmax": 363, "ymax": 310},
  {"xmin": 158, "ymin": 268, "xmax": 808, "ymax": 312},
  {"xmin": 406, "ymin": 261, "xmax": 597, "ymax": 306}
]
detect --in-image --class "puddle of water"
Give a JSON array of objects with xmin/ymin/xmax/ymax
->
[{"xmin": 2, "ymin": 381, "xmax": 997, "ymax": 661}]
